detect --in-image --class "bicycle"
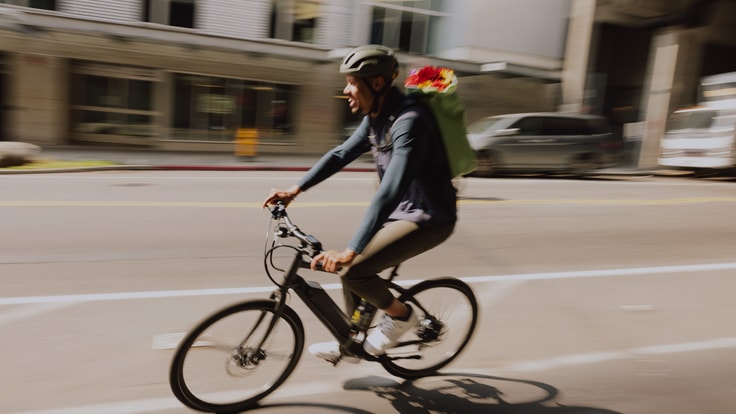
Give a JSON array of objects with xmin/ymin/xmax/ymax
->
[{"xmin": 169, "ymin": 202, "xmax": 479, "ymax": 413}]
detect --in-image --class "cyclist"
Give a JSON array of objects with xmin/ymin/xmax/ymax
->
[{"xmin": 263, "ymin": 44, "xmax": 457, "ymax": 361}]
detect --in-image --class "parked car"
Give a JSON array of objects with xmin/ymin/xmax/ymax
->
[
  {"xmin": 658, "ymin": 106, "xmax": 736, "ymax": 174},
  {"xmin": 466, "ymin": 112, "xmax": 622, "ymax": 176}
]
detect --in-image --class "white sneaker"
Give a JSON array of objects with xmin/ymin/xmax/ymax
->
[
  {"xmin": 364, "ymin": 304, "xmax": 419, "ymax": 355},
  {"xmin": 308, "ymin": 341, "xmax": 361, "ymax": 364}
]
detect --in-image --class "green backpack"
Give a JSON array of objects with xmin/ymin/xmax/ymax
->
[{"xmin": 404, "ymin": 66, "xmax": 476, "ymax": 178}]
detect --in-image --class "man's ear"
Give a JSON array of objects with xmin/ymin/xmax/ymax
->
[{"xmin": 371, "ymin": 76, "xmax": 386, "ymax": 92}]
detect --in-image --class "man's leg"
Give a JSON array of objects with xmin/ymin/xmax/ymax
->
[
  {"xmin": 340, "ymin": 220, "xmax": 454, "ymax": 314},
  {"xmin": 309, "ymin": 220, "xmax": 454, "ymax": 361}
]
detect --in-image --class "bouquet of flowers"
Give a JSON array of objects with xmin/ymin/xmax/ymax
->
[
  {"xmin": 404, "ymin": 66, "xmax": 476, "ymax": 177},
  {"xmin": 404, "ymin": 66, "xmax": 458, "ymax": 94}
]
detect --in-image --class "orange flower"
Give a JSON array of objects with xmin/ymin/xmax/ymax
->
[{"xmin": 404, "ymin": 66, "xmax": 457, "ymax": 94}]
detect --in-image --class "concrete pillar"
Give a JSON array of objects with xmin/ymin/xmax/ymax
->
[
  {"xmin": 8, "ymin": 53, "xmax": 69, "ymax": 146},
  {"xmin": 560, "ymin": 0, "xmax": 596, "ymax": 113},
  {"xmin": 670, "ymin": 29, "xmax": 705, "ymax": 108},
  {"xmin": 638, "ymin": 30, "xmax": 679, "ymax": 169}
]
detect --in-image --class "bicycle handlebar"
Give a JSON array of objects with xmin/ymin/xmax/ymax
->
[{"xmin": 268, "ymin": 202, "xmax": 323, "ymax": 254}]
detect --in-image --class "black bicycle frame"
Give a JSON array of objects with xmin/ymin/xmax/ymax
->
[{"xmin": 274, "ymin": 250, "xmax": 409, "ymax": 360}]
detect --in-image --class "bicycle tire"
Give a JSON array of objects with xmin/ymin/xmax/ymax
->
[
  {"xmin": 169, "ymin": 300, "xmax": 304, "ymax": 413},
  {"xmin": 382, "ymin": 277, "xmax": 478, "ymax": 379}
]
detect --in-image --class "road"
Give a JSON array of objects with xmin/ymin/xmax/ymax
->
[{"xmin": 1, "ymin": 171, "xmax": 735, "ymax": 414}]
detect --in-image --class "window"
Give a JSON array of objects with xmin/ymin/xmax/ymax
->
[
  {"xmin": 71, "ymin": 64, "xmax": 159, "ymax": 139},
  {"xmin": 514, "ymin": 117, "xmax": 543, "ymax": 136},
  {"xmin": 369, "ymin": 0, "xmax": 444, "ymax": 54},
  {"xmin": 667, "ymin": 110, "xmax": 717, "ymax": 131},
  {"xmin": 270, "ymin": 0, "xmax": 321, "ymax": 43},
  {"xmin": 0, "ymin": 0, "xmax": 56, "ymax": 10},
  {"xmin": 172, "ymin": 74, "xmax": 295, "ymax": 141},
  {"xmin": 143, "ymin": 0, "xmax": 195, "ymax": 28},
  {"xmin": 544, "ymin": 118, "xmax": 591, "ymax": 135}
]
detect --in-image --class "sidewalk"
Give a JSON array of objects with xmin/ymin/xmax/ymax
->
[
  {"xmin": 1, "ymin": 145, "xmax": 676, "ymax": 176},
  {"xmin": 2, "ymin": 146, "xmax": 377, "ymax": 173}
]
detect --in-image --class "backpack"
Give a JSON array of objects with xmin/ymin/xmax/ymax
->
[{"xmin": 403, "ymin": 66, "xmax": 477, "ymax": 178}]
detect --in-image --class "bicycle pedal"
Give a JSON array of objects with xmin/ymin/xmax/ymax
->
[{"xmin": 333, "ymin": 353, "xmax": 362, "ymax": 365}]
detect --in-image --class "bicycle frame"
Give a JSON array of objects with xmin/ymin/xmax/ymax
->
[{"xmin": 264, "ymin": 203, "xmax": 402, "ymax": 361}]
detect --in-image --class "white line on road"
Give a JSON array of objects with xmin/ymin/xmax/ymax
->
[
  {"xmin": 0, "ymin": 302, "xmax": 76, "ymax": 325},
  {"xmin": 10, "ymin": 336, "xmax": 736, "ymax": 414},
  {"xmin": 2, "ymin": 261, "xmax": 736, "ymax": 306},
  {"xmin": 502, "ymin": 337, "xmax": 736, "ymax": 372},
  {"xmin": 10, "ymin": 376, "xmax": 362, "ymax": 414}
]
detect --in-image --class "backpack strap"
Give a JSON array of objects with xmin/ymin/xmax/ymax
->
[{"xmin": 376, "ymin": 100, "xmax": 423, "ymax": 153}]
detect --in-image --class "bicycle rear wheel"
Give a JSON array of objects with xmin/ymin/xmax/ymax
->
[
  {"xmin": 169, "ymin": 300, "xmax": 304, "ymax": 413},
  {"xmin": 382, "ymin": 278, "xmax": 478, "ymax": 379}
]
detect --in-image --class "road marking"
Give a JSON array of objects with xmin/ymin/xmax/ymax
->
[
  {"xmin": 1, "ymin": 261, "xmax": 735, "ymax": 306},
  {"xmin": 10, "ymin": 336, "xmax": 736, "ymax": 414},
  {"xmin": 9, "ymin": 377, "xmax": 358, "ymax": 414},
  {"xmin": 502, "ymin": 337, "xmax": 736, "ymax": 372},
  {"xmin": 459, "ymin": 261, "xmax": 736, "ymax": 283},
  {"xmin": 0, "ymin": 302, "xmax": 75, "ymax": 325}
]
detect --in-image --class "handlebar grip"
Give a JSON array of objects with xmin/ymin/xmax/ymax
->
[
  {"xmin": 269, "ymin": 202, "xmax": 287, "ymax": 218},
  {"xmin": 307, "ymin": 260, "xmax": 341, "ymax": 274}
]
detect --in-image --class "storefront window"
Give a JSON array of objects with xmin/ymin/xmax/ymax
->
[
  {"xmin": 270, "ymin": 0, "xmax": 321, "ymax": 44},
  {"xmin": 71, "ymin": 64, "xmax": 159, "ymax": 139},
  {"xmin": 370, "ymin": 0, "xmax": 444, "ymax": 54},
  {"xmin": 143, "ymin": 0, "xmax": 196, "ymax": 28},
  {"xmin": 0, "ymin": 0, "xmax": 56, "ymax": 10},
  {"xmin": 172, "ymin": 73, "xmax": 294, "ymax": 141}
]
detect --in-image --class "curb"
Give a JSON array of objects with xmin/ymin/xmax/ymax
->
[{"xmin": 0, "ymin": 164, "xmax": 378, "ymax": 174}]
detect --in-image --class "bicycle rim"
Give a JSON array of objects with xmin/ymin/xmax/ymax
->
[
  {"xmin": 383, "ymin": 278, "xmax": 478, "ymax": 379},
  {"xmin": 169, "ymin": 300, "xmax": 304, "ymax": 413}
]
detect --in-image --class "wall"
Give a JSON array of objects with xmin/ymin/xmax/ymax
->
[
  {"xmin": 8, "ymin": 53, "xmax": 68, "ymax": 145},
  {"xmin": 436, "ymin": 0, "xmax": 569, "ymax": 70},
  {"xmin": 458, "ymin": 75, "xmax": 560, "ymax": 123},
  {"xmin": 199, "ymin": 0, "xmax": 270, "ymax": 39},
  {"xmin": 58, "ymin": 0, "xmax": 140, "ymax": 22}
]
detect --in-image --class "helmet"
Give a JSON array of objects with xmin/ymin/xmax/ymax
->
[{"xmin": 340, "ymin": 45, "xmax": 398, "ymax": 80}]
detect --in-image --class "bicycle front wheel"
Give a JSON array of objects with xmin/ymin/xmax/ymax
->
[
  {"xmin": 383, "ymin": 277, "xmax": 478, "ymax": 379},
  {"xmin": 169, "ymin": 300, "xmax": 304, "ymax": 413}
]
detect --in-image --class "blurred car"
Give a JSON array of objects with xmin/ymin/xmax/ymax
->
[
  {"xmin": 466, "ymin": 112, "xmax": 622, "ymax": 176},
  {"xmin": 658, "ymin": 106, "xmax": 736, "ymax": 174}
]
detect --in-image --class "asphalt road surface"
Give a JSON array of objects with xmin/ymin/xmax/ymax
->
[{"xmin": 1, "ymin": 171, "xmax": 735, "ymax": 413}]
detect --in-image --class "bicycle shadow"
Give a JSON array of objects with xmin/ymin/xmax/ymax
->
[
  {"xmin": 240, "ymin": 372, "xmax": 622, "ymax": 414},
  {"xmin": 341, "ymin": 372, "xmax": 623, "ymax": 414}
]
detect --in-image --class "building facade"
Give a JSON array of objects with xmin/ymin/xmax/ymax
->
[
  {"xmin": 1, "ymin": 0, "xmax": 733, "ymax": 163},
  {"xmin": 0, "ymin": 0, "xmax": 567, "ymax": 155}
]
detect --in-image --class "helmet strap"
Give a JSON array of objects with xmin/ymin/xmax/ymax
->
[{"xmin": 362, "ymin": 77, "xmax": 390, "ymax": 116}]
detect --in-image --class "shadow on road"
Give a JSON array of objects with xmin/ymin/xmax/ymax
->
[
  {"xmin": 341, "ymin": 372, "xmax": 623, "ymax": 414},
  {"xmin": 246, "ymin": 372, "xmax": 621, "ymax": 413}
]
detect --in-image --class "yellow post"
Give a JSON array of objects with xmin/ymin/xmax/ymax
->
[{"xmin": 235, "ymin": 128, "xmax": 258, "ymax": 158}]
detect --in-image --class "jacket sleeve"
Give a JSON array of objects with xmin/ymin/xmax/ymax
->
[{"xmin": 297, "ymin": 117, "xmax": 371, "ymax": 192}]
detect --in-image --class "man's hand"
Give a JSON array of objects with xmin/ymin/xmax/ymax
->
[
  {"xmin": 311, "ymin": 248, "xmax": 357, "ymax": 273},
  {"xmin": 262, "ymin": 185, "xmax": 301, "ymax": 208}
]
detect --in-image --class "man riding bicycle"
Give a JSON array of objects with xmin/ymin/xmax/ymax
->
[{"xmin": 263, "ymin": 44, "xmax": 457, "ymax": 362}]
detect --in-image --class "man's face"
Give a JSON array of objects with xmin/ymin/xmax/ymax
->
[{"xmin": 343, "ymin": 75, "xmax": 382, "ymax": 115}]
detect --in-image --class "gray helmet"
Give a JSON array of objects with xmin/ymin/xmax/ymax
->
[{"xmin": 340, "ymin": 44, "xmax": 398, "ymax": 80}]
